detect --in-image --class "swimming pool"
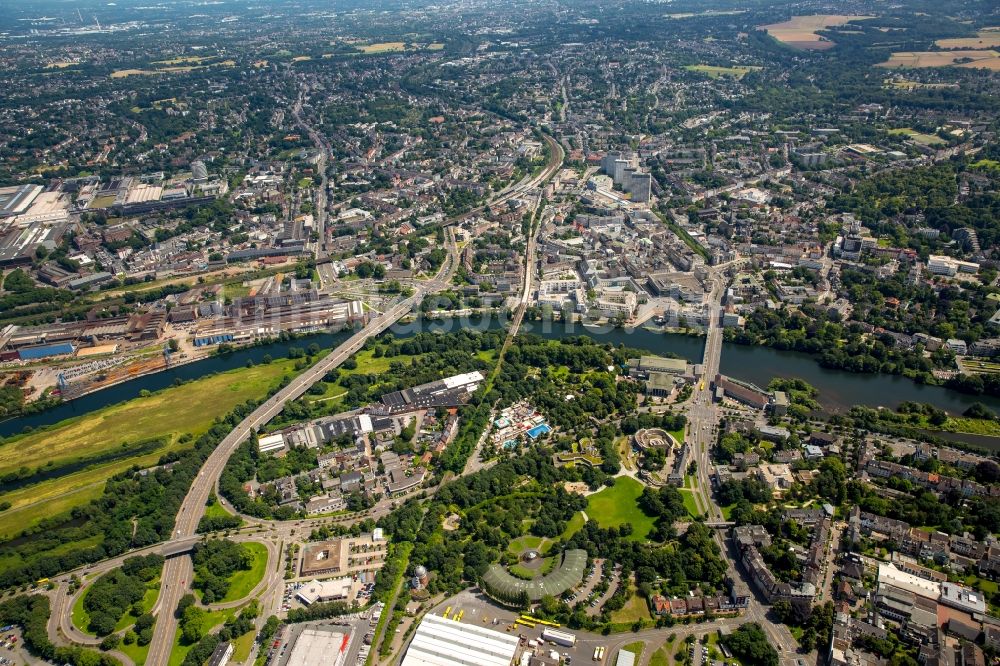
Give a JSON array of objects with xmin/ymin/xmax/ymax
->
[{"xmin": 526, "ymin": 424, "xmax": 551, "ymax": 438}]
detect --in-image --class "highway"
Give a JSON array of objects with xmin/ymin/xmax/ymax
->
[{"xmin": 143, "ymin": 134, "xmax": 563, "ymax": 666}]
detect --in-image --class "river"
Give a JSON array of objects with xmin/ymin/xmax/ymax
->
[{"xmin": 4, "ymin": 317, "xmax": 1000, "ymax": 444}]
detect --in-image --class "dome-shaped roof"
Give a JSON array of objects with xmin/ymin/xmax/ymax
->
[{"xmin": 414, "ymin": 565, "xmax": 428, "ymax": 577}]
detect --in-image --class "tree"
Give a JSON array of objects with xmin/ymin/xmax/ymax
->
[{"xmin": 180, "ymin": 605, "xmax": 206, "ymax": 644}]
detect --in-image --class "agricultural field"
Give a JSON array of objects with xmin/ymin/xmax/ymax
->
[
  {"xmin": 586, "ymin": 477, "xmax": 656, "ymax": 541},
  {"xmin": 760, "ymin": 15, "xmax": 874, "ymax": 50},
  {"xmin": 936, "ymin": 32, "xmax": 1000, "ymax": 49},
  {"xmin": 888, "ymin": 128, "xmax": 947, "ymax": 146},
  {"xmin": 683, "ymin": 65, "xmax": 761, "ymax": 79},
  {"xmin": 0, "ymin": 358, "xmax": 300, "ymax": 538},
  {"xmin": 356, "ymin": 42, "xmax": 444, "ymax": 54},
  {"xmin": 111, "ymin": 58, "xmax": 235, "ymax": 79},
  {"xmin": 879, "ymin": 50, "xmax": 1000, "ymax": 69}
]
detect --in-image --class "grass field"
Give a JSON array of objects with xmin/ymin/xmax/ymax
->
[
  {"xmin": 560, "ymin": 512, "xmax": 586, "ymax": 541},
  {"xmin": 0, "ymin": 359, "xmax": 299, "ymax": 538},
  {"xmin": 231, "ymin": 629, "xmax": 256, "ymax": 662},
  {"xmin": 88, "ymin": 194, "xmax": 119, "ymax": 208},
  {"xmin": 679, "ymin": 489, "xmax": 702, "ymax": 518},
  {"xmin": 610, "ymin": 589, "xmax": 653, "ymax": 624},
  {"xmin": 683, "ymin": 65, "xmax": 761, "ymax": 79},
  {"xmin": 586, "ymin": 477, "xmax": 656, "ymax": 541},
  {"xmin": 621, "ymin": 641, "xmax": 646, "ymax": 663},
  {"xmin": 73, "ymin": 576, "xmax": 161, "ymax": 635},
  {"xmin": 119, "ymin": 639, "xmax": 150, "ymax": 666},
  {"xmin": 649, "ymin": 646, "xmax": 671, "ymax": 666},
  {"xmin": 71, "ymin": 589, "xmax": 92, "ymax": 635},
  {"xmin": 204, "ymin": 497, "xmax": 236, "ymax": 521},
  {"xmin": 888, "ymin": 128, "xmax": 946, "ymax": 146},
  {"xmin": 220, "ymin": 542, "xmax": 268, "ymax": 603},
  {"xmin": 304, "ymin": 347, "xmax": 408, "ymax": 410},
  {"xmin": 507, "ymin": 535, "xmax": 553, "ymax": 555},
  {"xmin": 168, "ymin": 607, "xmax": 238, "ymax": 666},
  {"xmin": 941, "ymin": 417, "xmax": 1000, "ymax": 436}
]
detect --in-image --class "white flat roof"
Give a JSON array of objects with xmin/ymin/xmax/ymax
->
[
  {"xmin": 358, "ymin": 414, "xmax": 373, "ymax": 433},
  {"xmin": 286, "ymin": 627, "xmax": 350, "ymax": 666},
  {"xmin": 878, "ymin": 563, "xmax": 940, "ymax": 600},
  {"xmin": 258, "ymin": 433, "xmax": 285, "ymax": 452},
  {"xmin": 296, "ymin": 577, "xmax": 352, "ymax": 605},
  {"xmin": 401, "ymin": 614, "xmax": 519, "ymax": 666},
  {"xmin": 442, "ymin": 371, "xmax": 485, "ymax": 390}
]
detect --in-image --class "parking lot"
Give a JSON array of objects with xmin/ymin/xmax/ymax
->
[
  {"xmin": 0, "ymin": 627, "xmax": 29, "ymax": 666},
  {"xmin": 431, "ymin": 589, "xmax": 629, "ymax": 666},
  {"xmin": 265, "ymin": 605, "xmax": 382, "ymax": 666}
]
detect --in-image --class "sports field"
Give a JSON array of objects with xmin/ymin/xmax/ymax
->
[{"xmin": 888, "ymin": 128, "xmax": 946, "ymax": 146}]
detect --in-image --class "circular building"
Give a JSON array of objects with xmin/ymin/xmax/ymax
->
[
  {"xmin": 481, "ymin": 549, "xmax": 588, "ymax": 605},
  {"xmin": 634, "ymin": 428, "xmax": 678, "ymax": 451}
]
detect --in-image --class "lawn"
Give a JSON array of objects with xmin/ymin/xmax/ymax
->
[
  {"xmin": 204, "ymin": 497, "xmax": 236, "ymax": 521},
  {"xmin": 621, "ymin": 641, "xmax": 646, "ymax": 663},
  {"xmin": 667, "ymin": 428, "xmax": 685, "ymax": 445},
  {"xmin": 679, "ymin": 489, "xmax": 702, "ymax": 518},
  {"xmin": 610, "ymin": 589, "xmax": 652, "ymax": 624},
  {"xmin": 119, "ymin": 639, "xmax": 150, "ymax": 666},
  {"xmin": 560, "ymin": 512, "xmax": 586, "ymax": 541},
  {"xmin": 966, "ymin": 575, "xmax": 999, "ymax": 595},
  {"xmin": 168, "ymin": 607, "xmax": 238, "ymax": 666},
  {"xmin": 71, "ymin": 589, "xmax": 92, "ymax": 635},
  {"xmin": 0, "ymin": 359, "xmax": 299, "ymax": 538},
  {"xmin": 586, "ymin": 477, "xmax": 656, "ymax": 541},
  {"xmin": 888, "ymin": 128, "xmax": 947, "ymax": 146},
  {"xmin": 649, "ymin": 646, "xmax": 671, "ymax": 666},
  {"xmin": 220, "ymin": 542, "xmax": 269, "ymax": 603},
  {"xmin": 73, "ymin": 577, "xmax": 161, "ymax": 635},
  {"xmin": 507, "ymin": 535, "xmax": 552, "ymax": 555},
  {"xmin": 231, "ymin": 629, "xmax": 257, "ymax": 662},
  {"xmin": 304, "ymin": 348, "xmax": 402, "ymax": 409}
]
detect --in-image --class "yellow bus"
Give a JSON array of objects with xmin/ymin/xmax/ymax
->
[
  {"xmin": 514, "ymin": 619, "xmax": 536, "ymax": 629},
  {"xmin": 520, "ymin": 615, "xmax": 559, "ymax": 628},
  {"xmin": 442, "ymin": 606, "xmax": 451, "ymax": 619}
]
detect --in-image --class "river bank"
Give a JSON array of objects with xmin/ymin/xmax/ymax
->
[{"xmin": 5, "ymin": 316, "xmax": 1000, "ymax": 446}]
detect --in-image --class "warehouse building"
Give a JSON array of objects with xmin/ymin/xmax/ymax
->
[
  {"xmin": 401, "ymin": 613, "xmax": 520, "ymax": 666},
  {"xmin": 378, "ymin": 371, "xmax": 485, "ymax": 414},
  {"xmin": 285, "ymin": 627, "xmax": 352, "ymax": 666}
]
